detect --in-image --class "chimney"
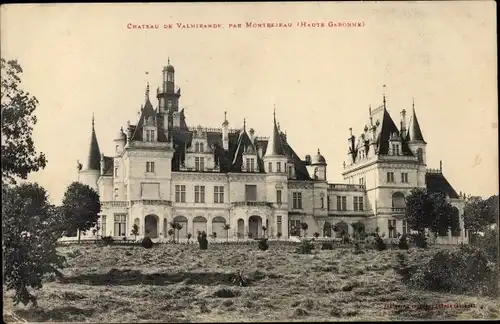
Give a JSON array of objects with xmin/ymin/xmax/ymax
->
[
  {"xmin": 173, "ymin": 111, "xmax": 180, "ymax": 128},
  {"xmin": 400, "ymin": 109, "xmax": 406, "ymax": 133},
  {"xmin": 305, "ymin": 155, "xmax": 311, "ymax": 165},
  {"xmin": 222, "ymin": 111, "xmax": 229, "ymax": 150}
]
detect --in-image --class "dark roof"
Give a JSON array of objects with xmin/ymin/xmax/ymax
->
[
  {"xmin": 407, "ymin": 107, "xmax": 425, "ymax": 142},
  {"xmin": 426, "ymin": 172, "xmax": 459, "ymax": 199},
  {"xmin": 265, "ymin": 114, "xmax": 286, "ymax": 156},
  {"xmin": 102, "ymin": 156, "xmax": 114, "ymax": 176},
  {"xmin": 130, "ymin": 98, "xmax": 168, "ymax": 142},
  {"xmin": 86, "ymin": 120, "xmax": 101, "ymax": 171}
]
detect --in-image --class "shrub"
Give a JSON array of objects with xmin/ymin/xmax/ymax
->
[
  {"xmin": 409, "ymin": 232, "xmax": 427, "ymax": 248},
  {"xmin": 296, "ymin": 239, "xmax": 315, "ymax": 254},
  {"xmin": 398, "ymin": 235, "xmax": 409, "ymax": 250},
  {"xmin": 101, "ymin": 236, "xmax": 114, "ymax": 245},
  {"xmin": 198, "ymin": 231, "xmax": 208, "ymax": 250},
  {"xmin": 277, "ymin": 232, "xmax": 282, "ymax": 240},
  {"xmin": 474, "ymin": 227, "xmax": 498, "ymax": 263},
  {"xmin": 321, "ymin": 242, "xmax": 334, "ymax": 250},
  {"xmin": 395, "ymin": 245, "xmax": 498, "ymax": 296},
  {"xmin": 141, "ymin": 236, "xmax": 153, "ymax": 249},
  {"xmin": 374, "ymin": 235, "xmax": 386, "ymax": 251},
  {"xmin": 313, "ymin": 232, "xmax": 320, "ymax": 239},
  {"xmin": 353, "ymin": 242, "xmax": 364, "ymax": 254},
  {"xmin": 257, "ymin": 238, "xmax": 269, "ymax": 251}
]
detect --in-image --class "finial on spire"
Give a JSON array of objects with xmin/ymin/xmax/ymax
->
[
  {"xmin": 412, "ymin": 97, "xmax": 415, "ymax": 110},
  {"xmin": 224, "ymin": 111, "xmax": 227, "ymax": 121},
  {"xmin": 145, "ymin": 82, "xmax": 150, "ymax": 101},
  {"xmin": 273, "ymin": 104, "xmax": 276, "ymax": 121},
  {"xmin": 168, "ymin": 57, "xmax": 170, "ymax": 64},
  {"xmin": 317, "ymin": 148, "xmax": 321, "ymax": 154},
  {"xmin": 243, "ymin": 118, "xmax": 246, "ymax": 130},
  {"xmin": 92, "ymin": 113, "xmax": 95, "ymax": 129},
  {"xmin": 383, "ymin": 84, "xmax": 387, "ymax": 108},
  {"xmin": 369, "ymin": 104, "xmax": 372, "ymax": 115}
]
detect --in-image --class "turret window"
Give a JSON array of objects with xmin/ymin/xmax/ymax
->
[
  {"xmin": 392, "ymin": 144, "xmax": 400, "ymax": 155},
  {"xmin": 167, "ymin": 72, "xmax": 173, "ymax": 82},
  {"xmin": 276, "ymin": 190, "xmax": 282, "ymax": 204},
  {"xmin": 167, "ymin": 100, "xmax": 173, "ymax": 109},
  {"xmin": 288, "ymin": 166, "xmax": 293, "ymax": 178},
  {"xmin": 277, "ymin": 162, "xmax": 281, "ymax": 172},
  {"xmin": 401, "ymin": 172, "xmax": 408, "ymax": 183},
  {"xmin": 417, "ymin": 148, "xmax": 423, "ymax": 163},
  {"xmin": 268, "ymin": 162, "xmax": 272, "ymax": 172}
]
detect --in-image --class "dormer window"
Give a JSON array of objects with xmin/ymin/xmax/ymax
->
[
  {"xmin": 194, "ymin": 142, "xmax": 204, "ymax": 153},
  {"xmin": 391, "ymin": 144, "xmax": 400, "ymax": 155},
  {"xmin": 145, "ymin": 129, "xmax": 156, "ymax": 142},
  {"xmin": 246, "ymin": 158, "xmax": 255, "ymax": 172},
  {"xmin": 195, "ymin": 157, "xmax": 205, "ymax": 171}
]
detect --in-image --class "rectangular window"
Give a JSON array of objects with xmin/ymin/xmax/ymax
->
[
  {"xmin": 401, "ymin": 172, "xmax": 408, "ymax": 183},
  {"xmin": 114, "ymin": 188, "xmax": 118, "ymax": 200},
  {"xmin": 101, "ymin": 215, "xmax": 107, "ymax": 237},
  {"xmin": 277, "ymin": 216, "xmax": 282, "ymax": 234},
  {"xmin": 195, "ymin": 157, "xmax": 204, "ymax": 171},
  {"xmin": 354, "ymin": 197, "xmax": 359, "ymax": 211},
  {"xmin": 114, "ymin": 214, "xmax": 126, "ymax": 236},
  {"xmin": 387, "ymin": 172, "xmax": 394, "ymax": 183},
  {"xmin": 388, "ymin": 219, "xmax": 397, "ymax": 238},
  {"xmin": 342, "ymin": 196, "xmax": 347, "ymax": 211},
  {"xmin": 276, "ymin": 189, "xmax": 282, "ymax": 204},
  {"xmin": 327, "ymin": 196, "xmax": 330, "ymax": 210},
  {"xmin": 195, "ymin": 185, "xmax": 205, "ymax": 203},
  {"xmin": 292, "ymin": 192, "xmax": 302, "ymax": 209},
  {"xmin": 114, "ymin": 167, "xmax": 118, "ymax": 177},
  {"xmin": 245, "ymin": 185, "xmax": 257, "ymax": 201},
  {"xmin": 167, "ymin": 99, "xmax": 172, "ymax": 109},
  {"xmin": 146, "ymin": 161, "xmax": 155, "ymax": 173},
  {"xmin": 268, "ymin": 162, "xmax": 272, "ymax": 172},
  {"xmin": 277, "ymin": 162, "xmax": 281, "ymax": 172},
  {"xmin": 214, "ymin": 186, "xmax": 224, "ymax": 203},
  {"xmin": 358, "ymin": 197, "xmax": 364, "ymax": 211},
  {"xmin": 402, "ymin": 220, "xmax": 409, "ymax": 236},
  {"xmin": 175, "ymin": 185, "xmax": 186, "ymax": 203},
  {"xmin": 288, "ymin": 166, "xmax": 293, "ymax": 178},
  {"xmin": 337, "ymin": 196, "xmax": 341, "ymax": 210},
  {"xmin": 146, "ymin": 130, "xmax": 155, "ymax": 142},
  {"xmin": 246, "ymin": 158, "xmax": 255, "ymax": 172}
]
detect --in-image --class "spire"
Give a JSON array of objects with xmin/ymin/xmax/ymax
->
[
  {"xmin": 145, "ymin": 82, "xmax": 150, "ymax": 102},
  {"xmin": 86, "ymin": 114, "xmax": 101, "ymax": 171},
  {"xmin": 243, "ymin": 117, "xmax": 246, "ymax": 131},
  {"xmin": 407, "ymin": 99, "xmax": 425, "ymax": 142},
  {"xmin": 382, "ymin": 84, "xmax": 387, "ymax": 109},
  {"xmin": 168, "ymin": 56, "xmax": 170, "ymax": 64},
  {"xmin": 222, "ymin": 111, "xmax": 228, "ymax": 126},
  {"xmin": 265, "ymin": 108, "xmax": 285, "ymax": 156}
]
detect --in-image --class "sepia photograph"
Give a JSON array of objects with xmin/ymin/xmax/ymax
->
[{"xmin": 1, "ymin": 2, "xmax": 498, "ymax": 322}]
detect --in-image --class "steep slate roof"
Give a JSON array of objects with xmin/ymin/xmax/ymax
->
[
  {"xmin": 130, "ymin": 98, "xmax": 168, "ymax": 142},
  {"xmin": 265, "ymin": 112, "xmax": 286, "ymax": 156},
  {"xmin": 102, "ymin": 156, "xmax": 114, "ymax": 176},
  {"xmin": 86, "ymin": 116, "xmax": 101, "ymax": 171},
  {"xmin": 426, "ymin": 172, "xmax": 459, "ymax": 199},
  {"xmin": 407, "ymin": 106, "xmax": 425, "ymax": 143}
]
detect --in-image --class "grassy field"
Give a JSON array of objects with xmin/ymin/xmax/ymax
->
[{"xmin": 3, "ymin": 243, "xmax": 499, "ymax": 322}]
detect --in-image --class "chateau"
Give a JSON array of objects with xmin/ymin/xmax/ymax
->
[{"xmin": 76, "ymin": 61, "xmax": 468, "ymax": 244}]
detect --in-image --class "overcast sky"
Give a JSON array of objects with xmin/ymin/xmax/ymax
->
[{"xmin": 1, "ymin": 2, "xmax": 497, "ymax": 204}]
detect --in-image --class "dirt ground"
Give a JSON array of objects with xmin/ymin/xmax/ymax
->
[{"xmin": 3, "ymin": 243, "xmax": 499, "ymax": 322}]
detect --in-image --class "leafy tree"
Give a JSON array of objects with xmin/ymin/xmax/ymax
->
[
  {"xmin": 1, "ymin": 58, "xmax": 47, "ymax": 185},
  {"xmin": 351, "ymin": 221, "xmax": 366, "ymax": 241},
  {"xmin": 313, "ymin": 232, "xmax": 320, "ymax": 239},
  {"xmin": 131, "ymin": 224, "xmax": 139, "ymax": 241},
  {"xmin": 61, "ymin": 182, "xmax": 101, "ymax": 243},
  {"xmin": 464, "ymin": 195, "xmax": 498, "ymax": 236},
  {"xmin": 2, "ymin": 183, "xmax": 66, "ymax": 306},
  {"xmin": 167, "ymin": 229, "xmax": 174, "ymax": 242},
  {"xmin": 405, "ymin": 188, "xmax": 454, "ymax": 237},
  {"xmin": 223, "ymin": 224, "xmax": 231, "ymax": 243}
]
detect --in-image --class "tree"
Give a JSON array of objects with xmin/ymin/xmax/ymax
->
[
  {"xmin": 2, "ymin": 183, "xmax": 66, "ymax": 306},
  {"xmin": 167, "ymin": 229, "xmax": 174, "ymax": 242},
  {"xmin": 262, "ymin": 225, "xmax": 267, "ymax": 238},
  {"xmin": 351, "ymin": 221, "xmax": 366, "ymax": 241},
  {"xmin": 223, "ymin": 224, "xmax": 231, "ymax": 243},
  {"xmin": 131, "ymin": 224, "xmax": 139, "ymax": 241},
  {"xmin": 277, "ymin": 232, "xmax": 282, "ymax": 241},
  {"xmin": 405, "ymin": 188, "xmax": 454, "ymax": 237},
  {"xmin": 463, "ymin": 195, "xmax": 497, "ymax": 236},
  {"xmin": 1, "ymin": 58, "xmax": 47, "ymax": 185},
  {"xmin": 61, "ymin": 182, "xmax": 101, "ymax": 243}
]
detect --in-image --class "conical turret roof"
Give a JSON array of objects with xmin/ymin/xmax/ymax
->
[{"xmin": 86, "ymin": 115, "xmax": 101, "ymax": 171}]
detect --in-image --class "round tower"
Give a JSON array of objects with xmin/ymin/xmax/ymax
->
[
  {"xmin": 114, "ymin": 127, "xmax": 126, "ymax": 155},
  {"xmin": 311, "ymin": 149, "xmax": 327, "ymax": 181}
]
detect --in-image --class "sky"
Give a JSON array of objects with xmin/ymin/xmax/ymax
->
[{"xmin": 1, "ymin": 2, "xmax": 497, "ymax": 204}]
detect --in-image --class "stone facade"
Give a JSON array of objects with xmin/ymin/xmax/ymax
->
[{"xmin": 75, "ymin": 62, "xmax": 467, "ymax": 244}]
